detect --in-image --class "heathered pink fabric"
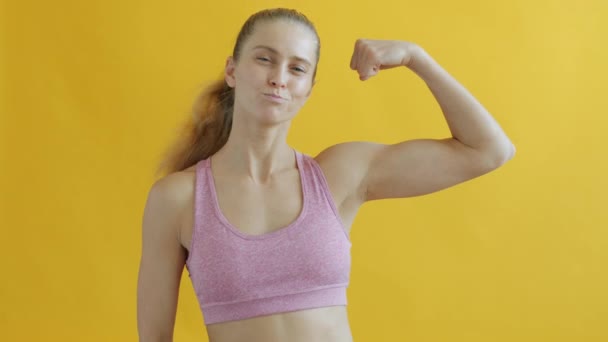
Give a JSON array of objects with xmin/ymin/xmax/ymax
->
[{"xmin": 185, "ymin": 149, "xmax": 352, "ymax": 325}]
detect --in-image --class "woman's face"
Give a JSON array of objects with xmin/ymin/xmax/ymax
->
[{"xmin": 225, "ymin": 20, "xmax": 318, "ymax": 125}]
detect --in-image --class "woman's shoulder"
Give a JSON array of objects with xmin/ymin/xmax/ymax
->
[
  {"xmin": 147, "ymin": 166, "xmax": 197, "ymax": 216},
  {"xmin": 313, "ymin": 142, "xmax": 370, "ymax": 183},
  {"xmin": 312, "ymin": 143, "xmax": 372, "ymax": 208},
  {"xmin": 140, "ymin": 167, "xmax": 197, "ymax": 252}
]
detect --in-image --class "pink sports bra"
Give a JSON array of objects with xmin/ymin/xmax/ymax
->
[{"xmin": 185, "ymin": 149, "xmax": 352, "ymax": 325}]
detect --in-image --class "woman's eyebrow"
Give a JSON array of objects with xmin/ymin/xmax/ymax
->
[{"xmin": 252, "ymin": 45, "xmax": 312, "ymax": 66}]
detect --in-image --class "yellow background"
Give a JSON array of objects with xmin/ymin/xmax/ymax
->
[{"xmin": 2, "ymin": 0, "xmax": 607, "ymax": 341}]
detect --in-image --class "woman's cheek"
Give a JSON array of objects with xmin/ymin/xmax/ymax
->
[{"xmin": 294, "ymin": 81, "xmax": 310, "ymax": 97}]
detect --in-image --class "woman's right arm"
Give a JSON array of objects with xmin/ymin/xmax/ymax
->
[{"xmin": 137, "ymin": 177, "xmax": 189, "ymax": 342}]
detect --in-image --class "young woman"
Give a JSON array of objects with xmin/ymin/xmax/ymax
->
[{"xmin": 137, "ymin": 8, "xmax": 515, "ymax": 342}]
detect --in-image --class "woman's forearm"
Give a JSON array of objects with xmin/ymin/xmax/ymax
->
[{"xmin": 407, "ymin": 44, "xmax": 515, "ymax": 164}]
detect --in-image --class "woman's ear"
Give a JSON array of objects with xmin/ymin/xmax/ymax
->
[{"xmin": 225, "ymin": 56, "xmax": 236, "ymax": 88}]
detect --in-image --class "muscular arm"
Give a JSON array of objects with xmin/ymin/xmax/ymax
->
[
  {"xmin": 321, "ymin": 41, "xmax": 515, "ymax": 202},
  {"xmin": 362, "ymin": 45, "xmax": 515, "ymax": 200},
  {"xmin": 137, "ymin": 176, "xmax": 189, "ymax": 342}
]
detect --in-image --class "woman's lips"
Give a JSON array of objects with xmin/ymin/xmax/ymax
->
[{"xmin": 263, "ymin": 93, "xmax": 286, "ymax": 103}]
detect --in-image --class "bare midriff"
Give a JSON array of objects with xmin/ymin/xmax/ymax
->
[{"xmin": 205, "ymin": 305, "xmax": 353, "ymax": 342}]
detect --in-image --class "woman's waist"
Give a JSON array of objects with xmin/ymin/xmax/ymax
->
[{"xmin": 206, "ymin": 305, "xmax": 352, "ymax": 342}]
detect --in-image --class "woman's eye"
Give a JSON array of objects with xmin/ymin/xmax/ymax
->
[
  {"xmin": 257, "ymin": 57, "xmax": 271, "ymax": 62},
  {"xmin": 292, "ymin": 67, "xmax": 306, "ymax": 73}
]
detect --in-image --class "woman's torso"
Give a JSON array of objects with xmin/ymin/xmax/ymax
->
[{"xmin": 177, "ymin": 153, "xmax": 361, "ymax": 342}]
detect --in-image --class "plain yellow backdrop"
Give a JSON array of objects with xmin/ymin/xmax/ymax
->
[{"xmin": 2, "ymin": 0, "xmax": 607, "ymax": 341}]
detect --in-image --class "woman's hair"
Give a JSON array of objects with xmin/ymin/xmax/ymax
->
[{"xmin": 154, "ymin": 8, "xmax": 320, "ymax": 178}]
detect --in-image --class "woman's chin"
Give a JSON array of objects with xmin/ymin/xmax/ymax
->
[{"xmin": 254, "ymin": 109, "xmax": 294, "ymax": 126}]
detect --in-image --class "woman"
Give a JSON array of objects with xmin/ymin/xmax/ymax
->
[{"xmin": 137, "ymin": 8, "xmax": 515, "ymax": 342}]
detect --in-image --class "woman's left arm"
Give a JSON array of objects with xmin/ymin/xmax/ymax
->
[{"xmin": 317, "ymin": 39, "xmax": 515, "ymax": 202}]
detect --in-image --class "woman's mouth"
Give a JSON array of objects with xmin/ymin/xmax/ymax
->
[{"xmin": 263, "ymin": 93, "xmax": 287, "ymax": 103}]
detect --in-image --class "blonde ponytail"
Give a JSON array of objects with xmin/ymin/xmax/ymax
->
[{"xmin": 155, "ymin": 80, "xmax": 234, "ymax": 178}]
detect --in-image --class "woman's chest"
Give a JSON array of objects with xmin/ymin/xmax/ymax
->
[{"xmin": 213, "ymin": 175, "xmax": 304, "ymax": 236}]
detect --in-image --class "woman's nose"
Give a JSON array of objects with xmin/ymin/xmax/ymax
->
[{"xmin": 268, "ymin": 67, "xmax": 288, "ymax": 88}]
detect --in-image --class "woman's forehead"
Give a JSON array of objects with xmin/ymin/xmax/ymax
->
[{"xmin": 244, "ymin": 21, "xmax": 317, "ymax": 60}]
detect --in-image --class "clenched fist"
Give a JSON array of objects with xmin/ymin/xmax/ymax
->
[{"xmin": 350, "ymin": 39, "xmax": 419, "ymax": 81}]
